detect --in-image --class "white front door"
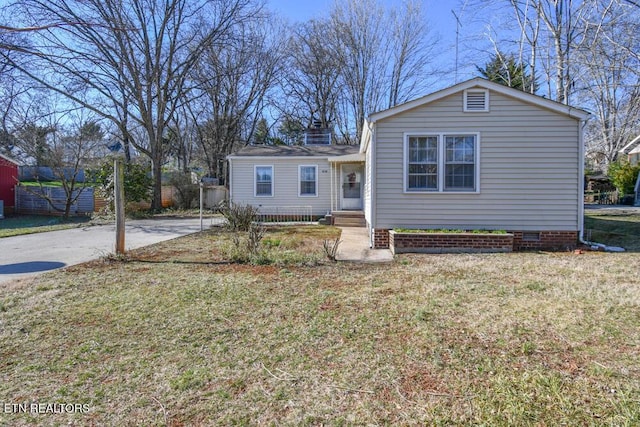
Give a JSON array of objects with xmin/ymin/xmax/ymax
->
[{"xmin": 340, "ymin": 164, "xmax": 363, "ymax": 210}]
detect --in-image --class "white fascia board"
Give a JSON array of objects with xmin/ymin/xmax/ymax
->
[{"xmin": 367, "ymin": 78, "xmax": 590, "ymax": 123}]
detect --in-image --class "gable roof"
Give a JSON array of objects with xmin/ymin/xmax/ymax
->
[
  {"xmin": 620, "ymin": 135, "xmax": 640, "ymax": 155},
  {"xmin": 367, "ymin": 77, "xmax": 590, "ymax": 123},
  {"xmin": 0, "ymin": 153, "xmax": 20, "ymax": 166},
  {"xmin": 228, "ymin": 144, "xmax": 359, "ymax": 159}
]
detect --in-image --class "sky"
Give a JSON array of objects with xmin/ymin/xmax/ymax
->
[{"xmin": 266, "ymin": 0, "xmax": 492, "ymax": 89}]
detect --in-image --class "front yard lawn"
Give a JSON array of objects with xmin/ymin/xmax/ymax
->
[
  {"xmin": 0, "ymin": 223, "xmax": 638, "ymax": 425},
  {"xmin": 584, "ymin": 209, "xmax": 640, "ymax": 251}
]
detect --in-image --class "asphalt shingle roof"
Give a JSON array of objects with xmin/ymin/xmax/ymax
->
[{"xmin": 229, "ymin": 144, "xmax": 360, "ymax": 157}]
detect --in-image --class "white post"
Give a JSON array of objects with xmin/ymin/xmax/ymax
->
[
  {"xmin": 199, "ymin": 182, "xmax": 204, "ymax": 231},
  {"xmin": 330, "ymin": 163, "xmax": 334, "ymax": 212}
]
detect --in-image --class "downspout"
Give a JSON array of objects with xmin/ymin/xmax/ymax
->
[
  {"xmin": 369, "ymin": 121, "xmax": 377, "ymax": 248},
  {"xmin": 578, "ymin": 119, "xmax": 586, "ymax": 245}
]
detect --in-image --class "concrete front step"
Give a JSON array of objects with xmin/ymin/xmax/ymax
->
[
  {"xmin": 331, "ymin": 211, "xmax": 366, "ymax": 227},
  {"xmin": 333, "ymin": 218, "xmax": 366, "ymax": 227}
]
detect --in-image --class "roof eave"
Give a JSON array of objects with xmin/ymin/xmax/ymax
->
[
  {"xmin": 368, "ymin": 77, "xmax": 590, "ymax": 123},
  {"xmin": 0, "ymin": 153, "xmax": 20, "ymax": 165},
  {"xmin": 619, "ymin": 134, "xmax": 640, "ymax": 154}
]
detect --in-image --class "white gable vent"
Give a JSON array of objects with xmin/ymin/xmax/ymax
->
[{"xmin": 464, "ymin": 89, "xmax": 489, "ymax": 112}]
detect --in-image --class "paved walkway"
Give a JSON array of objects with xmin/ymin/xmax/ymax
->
[
  {"xmin": 0, "ymin": 217, "xmax": 222, "ymax": 284},
  {"xmin": 335, "ymin": 227, "xmax": 393, "ymax": 262}
]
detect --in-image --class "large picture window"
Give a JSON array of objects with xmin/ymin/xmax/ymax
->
[
  {"xmin": 299, "ymin": 165, "xmax": 317, "ymax": 196},
  {"xmin": 405, "ymin": 133, "xmax": 478, "ymax": 193},
  {"xmin": 255, "ymin": 166, "xmax": 273, "ymax": 197}
]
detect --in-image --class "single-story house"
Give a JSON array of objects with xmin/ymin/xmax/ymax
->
[
  {"xmin": 227, "ymin": 144, "xmax": 363, "ymax": 219},
  {"xmin": 228, "ymin": 78, "xmax": 590, "ymax": 251},
  {"xmin": 0, "ymin": 153, "xmax": 19, "ymax": 216}
]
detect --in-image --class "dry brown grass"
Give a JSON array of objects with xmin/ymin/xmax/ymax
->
[{"xmin": 0, "ymin": 222, "xmax": 638, "ymax": 425}]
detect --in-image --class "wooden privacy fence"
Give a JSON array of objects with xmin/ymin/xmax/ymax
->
[
  {"xmin": 15, "ymin": 185, "xmax": 95, "ymax": 215},
  {"xmin": 15, "ymin": 184, "xmax": 229, "ymax": 215}
]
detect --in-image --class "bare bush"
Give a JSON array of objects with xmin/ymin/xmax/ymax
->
[
  {"xmin": 217, "ymin": 202, "xmax": 259, "ymax": 231},
  {"xmin": 322, "ymin": 238, "xmax": 342, "ymax": 261}
]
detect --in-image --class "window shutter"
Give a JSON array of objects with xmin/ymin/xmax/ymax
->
[{"xmin": 464, "ymin": 90, "xmax": 488, "ymax": 112}]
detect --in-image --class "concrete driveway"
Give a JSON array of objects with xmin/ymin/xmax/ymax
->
[{"xmin": 0, "ymin": 217, "xmax": 222, "ymax": 284}]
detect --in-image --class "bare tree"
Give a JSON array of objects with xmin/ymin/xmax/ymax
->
[
  {"xmin": 387, "ymin": 0, "xmax": 437, "ymax": 108},
  {"xmin": 329, "ymin": 0, "xmax": 389, "ymax": 142},
  {"xmin": 16, "ymin": 116, "xmax": 105, "ymax": 219},
  {"xmin": 577, "ymin": 1, "xmax": 640, "ymax": 168},
  {"xmin": 2, "ymin": 0, "xmax": 255, "ymax": 211},
  {"xmin": 327, "ymin": 0, "xmax": 436, "ymax": 142},
  {"xmin": 282, "ymin": 19, "xmax": 342, "ymax": 131},
  {"xmin": 501, "ymin": 0, "xmax": 590, "ymax": 103},
  {"xmin": 507, "ymin": 0, "xmax": 541, "ymax": 94},
  {"xmin": 189, "ymin": 14, "xmax": 284, "ymax": 182}
]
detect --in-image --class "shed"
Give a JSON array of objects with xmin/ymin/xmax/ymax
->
[{"xmin": 0, "ymin": 153, "xmax": 19, "ymax": 216}]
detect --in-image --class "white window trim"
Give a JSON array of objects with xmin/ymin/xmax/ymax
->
[
  {"xmin": 404, "ymin": 134, "xmax": 440, "ymax": 192},
  {"xmin": 254, "ymin": 165, "xmax": 274, "ymax": 197},
  {"xmin": 463, "ymin": 89, "xmax": 490, "ymax": 112},
  {"xmin": 403, "ymin": 132, "xmax": 481, "ymax": 194},
  {"xmin": 298, "ymin": 164, "xmax": 318, "ymax": 197}
]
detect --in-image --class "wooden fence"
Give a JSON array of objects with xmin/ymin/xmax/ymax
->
[
  {"xmin": 14, "ymin": 184, "xmax": 229, "ymax": 215},
  {"xmin": 584, "ymin": 190, "xmax": 619, "ymax": 205},
  {"xmin": 15, "ymin": 186, "xmax": 95, "ymax": 216}
]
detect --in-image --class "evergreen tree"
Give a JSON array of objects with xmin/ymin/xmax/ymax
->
[{"xmin": 477, "ymin": 52, "xmax": 536, "ymax": 93}]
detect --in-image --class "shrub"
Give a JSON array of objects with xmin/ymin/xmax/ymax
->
[
  {"xmin": 220, "ymin": 225, "xmax": 322, "ymax": 266},
  {"xmin": 167, "ymin": 173, "xmax": 199, "ymax": 209},
  {"xmin": 221, "ymin": 223, "xmax": 265, "ymax": 264},
  {"xmin": 322, "ymin": 238, "xmax": 341, "ymax": 261},
  {"xmin": 217, "ymin": 202, "xmax": 259, "ymax": 231},
  {"xmin": 608, "ymin": 160, "xmax": 640, "ymax": 195},
  {"xmin": 89, "ymin": 160, "xmax": 152, "ymax": 214}
]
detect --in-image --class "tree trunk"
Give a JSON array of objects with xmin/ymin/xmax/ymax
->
[{"xmin": 151, "ymin": 155, "xmax": 163, "ymax": 211}]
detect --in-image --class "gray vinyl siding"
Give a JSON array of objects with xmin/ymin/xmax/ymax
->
[
  {"xmin": 230, "ymin": 157, "xmax": 332, "ymax": 216},
  {"xmin": 372, "ymin": 90, "xmax": 581, "ymax": 231}
]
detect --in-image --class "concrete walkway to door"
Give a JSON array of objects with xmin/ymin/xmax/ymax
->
[{"xmin": 335, "ymin": 227, "xmax": 393, "ymax": 262}]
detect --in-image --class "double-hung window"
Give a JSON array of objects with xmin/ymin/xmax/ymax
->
[
  {"xmin": 445, "ymin": 136, "xmax": 476, "ymax": 191},
  {"xmin": 405, "ymin": 133, "xmax": 479, "ymax": 193},
  {"xmin": 255, "ymin": 165, "xmax": 273, "ymax": 197},
  {"xmin": 407, "ymin": 136, "xmax": 438, "ymax": 191},
  {"xmin": 299, "ymin": 165, "xmax": 317, "ymax": 196}
]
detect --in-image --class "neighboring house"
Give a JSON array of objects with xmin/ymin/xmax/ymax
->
[
  {"xmin": 0, "ymin": 153, "xmax": 19, "ymax": 217},
  {"xmin": 619, "ymin": 135, "xmax": 640, "ymax": 165},
  {"xmin": 624, "ymin": 136, "xmax": 640, "ymax": 205},
  {"xmin": 229, "ymin": 78, "xmax": 590, "ymax": 251}
]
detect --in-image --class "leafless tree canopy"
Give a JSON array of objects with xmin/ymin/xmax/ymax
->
[
  {"xmin": 280, "ymin": 0, "xmax": 437, "ymax": 143},
  {"xmin": 464, "ymin": 0, "xmax": 640, "ymax": 170},
  {"xmin": 1, "ymin": 0, "xmax": 257, "ymax": 210},
  {"xmin": 0, "ymin": 0, "xmax": 637, "ymax": 197}
]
